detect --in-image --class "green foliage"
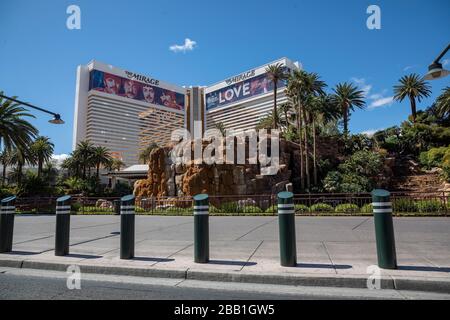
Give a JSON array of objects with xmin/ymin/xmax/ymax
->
[
  {"xmin": 310, "ymin": 203, "xmax": 334, "ymax": 212},
  {"xmin": 335, "ymin": 203, "xmax": 359, "ymax": 213},
  {"xmin": 265, "ymin": 205, "xmax": 277, "ymax": 213},
  {"xmin": 242, "ymin": 205, "xmax": 263, "ymax": 213},
  {"xmin": 219, "ymin": 202, "xmax": 242, "ymax": 213},
  {"xmin": 392, "ymin": 198, "xmax": 418, "ymax": 212},
  {"xmin": 361, "ymin": 203, "xmax": 373, "ymax": 213},
  {"xmin": 419, "ymin": 145, "xmax": 450, "ymax": 180},
  {"xmin": 323, "ymin": 150, "xmax": 383, "ymax": 193},
  {"xmin": 415, "ymin": 200, "xmax": 445, "ymax": 213},
  {"xmin": 294, "ymin": 204, "xmax": 309, "ymax": 213}
]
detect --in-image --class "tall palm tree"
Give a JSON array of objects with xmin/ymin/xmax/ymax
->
[
  {"xmin": 266, "ymin": 63, "xmax": 287, "ymax": 129},
  {"xmin": 0, "ymin": 149, "xmax": 12, "ymax": 185},
  {"xmin": 74, "ymin": 140, "xmax": 95, "ymax": 178},
  {"xmin": 31, "ymin": 136, "xmax": 54, "ymax": 178},
  {"xmin": 10, "ymin": 146, "xmax": 34, "ymax": 186},
  {"xmin": 332, "ymin": 82, "xmax": 366, "ymax": 135},
  {"xmin": 393, "ymin": 73, "xmax": 432, "ymax": 123},
  {"xmin": 435, "ymin": 86, "xmax": 450, "ymax": 119},
  {"xmin": 0, "ymin": 92, "xmax": 38, "ymax": 151},
  {"xmin": 91, "ymin": 146, "xmax": 113, "ymax": 179},
  {"xmin": 108, "ymin": 158, "xmax": 125, "ymax": 172},
  {"xmin": 138, "ymin": 142, "xmax": 158, "ymax": 164}
]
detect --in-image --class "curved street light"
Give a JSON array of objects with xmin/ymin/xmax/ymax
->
[
  {"xmin": 424, "ymin": 43, "xmax": 450, "ymax": 80},
  {"xmin": 0, "ymin": 94, "xmax": 64, "ymax": 124}
]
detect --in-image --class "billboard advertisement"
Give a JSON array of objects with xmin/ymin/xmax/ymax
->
[
  {"xmin": 205, "ymin": 69, "xmax": 288, "ymax": 110},
  {"xmin": 89, "ymin": 69, "xmax": 185, "ymax": 111}
]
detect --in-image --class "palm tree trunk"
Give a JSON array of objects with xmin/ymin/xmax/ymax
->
[
  {"xmin": 343, "ymin": 105, "xmax": 349, "ymax": 135},
  {"xmin": 273, "ymin": 82, "xmax": 278, "ymax": 129},
  {"xmin": 2, "ymin": 163, "xmax": 6, "ymax": 186},
  {"xmin": 38, "ymin": 158, "xmax": 43, "ymax": 178},
  {"xmin": 302, "ymin": 108, "xmax": 310, "ymax": 190},
  {"xmin": 96, "ymin": 163, "xmax": 100, "ymax": 179},
  {"xmin": 410, "ymin": 95, "xmax": 417, "ymax": 122},
  {"xmin": 297, "ymin": 103, "xmax": 305, "ymax": 191},
  {"xmin": 17, "ymin": 163, "xmax": 23, "ymax": 186},
  {"xmin": 312, "ymin": 118, "xmax": 318, "ymax": 186}
]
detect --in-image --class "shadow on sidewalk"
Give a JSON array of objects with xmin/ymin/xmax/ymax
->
[
  {"xmin": 398, "ymin": 265, "xmax": 450, "ymax": 273},
  {"xmin": 297, "ymin": 263, "xmax": 352, "ymax": 270},
  {"xmin": 66, "ymin": 253, "xmax": 103, "ymax": 259},
  {"xmin": 208, "ymin": 260, "xmax": 257, "ymax": 267},
  {"xmin": 132, "ymin": 256, "xmax": 175, "ymax": 263},
  {"xmin": 2, "ymin": 251, "xmax": 41, "ymax": 256}
]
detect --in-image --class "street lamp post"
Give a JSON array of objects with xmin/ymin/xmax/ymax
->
[
  {"xmin": 0, "ymin": 94, "xmax": 65, "ymax": 124},
  {"xmin": 424, "ymin": 43, "xmax": 450, "ymax": 80}
]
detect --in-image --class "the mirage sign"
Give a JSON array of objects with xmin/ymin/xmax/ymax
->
[{"xmin": 205, "ymin": 67, "xmax": 288, "ymax": 111}]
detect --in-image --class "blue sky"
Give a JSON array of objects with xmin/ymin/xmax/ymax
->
[{"xmin": 0, "ymin": 0, "xmax": 449, "ymax": 158}]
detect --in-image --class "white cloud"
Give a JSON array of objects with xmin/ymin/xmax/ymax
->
[
  {"xmin": 360, "ymin": 128, "xmax": 383, "ymax": 137},
  {"xmin": 403, "ymin": 65, "xmax": 416, "ymax": 71},
  {"xmin": 369, "ymin": 96, "xmax": 394, "ymax": 109},
  {"xmin": 443, "ymin": 59, "xmax": 449, "ymax": 67},
  {"xmin": 169, "ymin": 38, "xmax": 197, "ymax": 53},
  {"xmin": 351, "ymin": 77, "xmax": 372, "ymax": 96},
  {"xmin": 51, "ymin": 154, "xmax": 69, "ymax": 168}
]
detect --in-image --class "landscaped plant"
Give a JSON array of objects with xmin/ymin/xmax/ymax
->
[
  {"xmin": 219, "ymin": 202, "xmax": 242, "ymax": 213},
  {"xmin": 415, "ymin": 200, "xmax": 445, "ymax": 213},
  {"xmin": 242, "ymin": 205, "xmax": 263, "ymax": 214},
  {"xmin": 294, "ymin": 204, "xmax": 309, "ymax": 213},
  {"xmin": 335, "ymin": 203, "xmax": 359, "ymax": 213},
  {"xmin": 309, "ymin": 203, "xmax": 334, "ymax": 212},
  {"xmin": 360, "ymin": 203, "xmax": 373, "ymax": 213},
  {"xmin": 392, "ymin": 198, "xmax": 418, "ymax": 212}
]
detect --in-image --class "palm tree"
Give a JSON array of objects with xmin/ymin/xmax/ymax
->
[
  {"xmin": 74, "ymin": 140, "xmax": 95, "ymax": 178},
  {"xmin": 31, "ymin": 136, "xmax": 54, "ymax": 178},
  {"xmin": 138, "ymin": 142, "xmax": 158, "ymax": 164},
  {"xmin": 91, "ymin": 146, "xmax": 113, "ymax": 179},
  {"xmin": 214, "ymin": 122, "xmax": 226, "ymax": 136},
  {"xmin": 10, "ymin": 146, "xmax": 34, "ymax": 186},
  {"xmin": 0, "ymin": 149, "xmax": 12, "ymax": 185},
  {"xmin": 435, "ymin": 86, "xmax": 450, "ymax": 119},
  {"xmin": 0, "ymin": 92, "xmax": 38, "ymax": 151},
  {"xmin": 108, "ymin": 158, "xmax": 125, "ymax": 172},
  {"xmin": 332, "ymin": 82, "xmax": 366, "ymax": 135},
  {"xmin": 393, "ymin": 74, "xmax": 432, "ymax": 123},
  {"xmin": 266, "ymin": 63, "xmax": 287, "ymax": 129}
]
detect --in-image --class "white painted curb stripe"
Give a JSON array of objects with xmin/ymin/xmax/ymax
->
[
  {"xmin": 278, "ymin": 209, "xmax": 295, "ymax": 214},
  {"xmin": 373, "ymin": 208, "xmax": 393, "ymax": 213},
  {"xmin": 372, "ymin": 202, "xmax": 392, "ymax": 206},
  {"xmin": 194, "ymin": 206, "xmax": 209, "ymax": 210},
  {"xmin": 278, "ymin": 204, "xmax": 294, "ymax": 208}
]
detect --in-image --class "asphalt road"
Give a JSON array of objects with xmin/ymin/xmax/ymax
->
[{"xmin": 1, "ymin": 268, "xmax": 449, "ymax": 300}]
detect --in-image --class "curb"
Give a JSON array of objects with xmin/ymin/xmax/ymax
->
[{"xmin": 1, "ymin": 258, "xmax": 449, "ymax": 294}]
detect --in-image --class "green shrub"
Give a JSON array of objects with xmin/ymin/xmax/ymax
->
[
  {"xmin": 310, "ymin": 203, "xmax": 334, "ymax": 212},
  {"xmin": 361, "ymin": 203, "xmax": 373, "ymax": 213},
  {"xmin": 294, "ymin": 204, "xmax": 309, "ymax": 213},
  {"xmin": 219, "ymin": 202, "xmax": 242, "ymax": 213},
  {"xmin": 415, "ymin": 200, "xmax": 445, "ymax": 213},
  {"xmin": 71, "ymin": 202, "xmax": 82, "ymax": 212},
  {"xmin": 242, "ymin": 205, "xmax": 263, "ymax": 214},
  {"xmin": 209, "ymin": 205, "xmax": 221, "ymax": 213},
  {"xmin": 135, "ymin": 206, "xmax": 146, "ymax": 213},
  {"xmin": 335, "ymin": 203, "xmax": 359, "ymax": 213},
  {"xmin": 392, "ymin": 198, "xmax": 417, "ymax": 212},
  {"xmin": 265, "ymin": 205, "xmax": 277, "ymax": 213}
]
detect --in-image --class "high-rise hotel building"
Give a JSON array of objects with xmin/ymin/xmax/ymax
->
[{"xmin": 73, "ymin": 58, "xmax": 300, "ymax": 166}]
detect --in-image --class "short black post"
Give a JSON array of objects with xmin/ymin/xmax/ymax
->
[
  {"xmin": 120, "ymin": 194, "xmax": 135, "ymax": 259},
  {"xmin": 277, "ymin": 191, "xmax": 297, "ymax": 267},
  {"xmin": 0, "ymin": 196, "xmax": 16, "ymax": 253},
  {"xmin": 55, "ymin": 195, "xmax": 71, "ymax": 256},
  {"xmin": 193, "ymin": 194, "xmax": 209, "ymax": 263},
  {"xmin": 372, "ymin": 189, "xmax": 397, "ymax": 269}
]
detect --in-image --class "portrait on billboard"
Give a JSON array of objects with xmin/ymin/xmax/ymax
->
[{"xmin": 89, "ymin": 69, "xmax": 184, "ymax": 111}]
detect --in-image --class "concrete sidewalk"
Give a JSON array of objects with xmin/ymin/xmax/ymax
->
[{"xmin": 1, "ymin": 215, "xmax": 449, "ymax": 294}]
